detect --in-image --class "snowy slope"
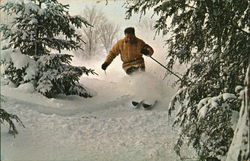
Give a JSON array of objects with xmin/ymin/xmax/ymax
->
[{"xmin": 1, "ymin": 65, "xmax": 196, "ymax": 161}]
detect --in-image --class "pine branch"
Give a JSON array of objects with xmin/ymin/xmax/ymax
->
[{"xmin": 0, "ymin": 108, "xmax": 25, "ymax": 137}]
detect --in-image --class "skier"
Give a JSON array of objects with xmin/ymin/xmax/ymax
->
[
  {"xmin": 101, "ymin": 27, "xmax": 157, "ymax": 109},
  {"xmin": 101, "ymin": 27, "xmax": 154, "ymax": 75}
]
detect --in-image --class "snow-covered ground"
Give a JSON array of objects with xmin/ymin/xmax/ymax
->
[{"xmin": 1, "ymin": 55, "xmax": 196, "ymax": 161}]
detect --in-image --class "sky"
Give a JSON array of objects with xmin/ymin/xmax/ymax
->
[{"xmin": 57, "ymin": 0, "xmax": 154, "ymax": 30}]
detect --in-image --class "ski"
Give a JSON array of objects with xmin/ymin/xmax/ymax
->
[
  {"xmin": 142, "ymin": 100, "xmax": 158, "ymax": 110},
  {"xmin": 131, "ymin": 100, "xmax": 144, "ymax": 109},
  {"xmin": 132, "ymin": 100, "xmax": 158, "ymax": 110}
]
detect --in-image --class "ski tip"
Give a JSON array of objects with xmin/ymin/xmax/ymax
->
[
  {"xmin": 143, "ymin": 100, "xmax": 158, "ymax": 110},
  {"xmin": 131, "ymin": 100, "xmax": 144, "ymax": 109},
  {"xmin": 142, "ymin": 103, "xmax": 151, "ymax": 109},
  {"xmin": 132, "ymin": 101, "xmax": 139, "ymax": 106}
]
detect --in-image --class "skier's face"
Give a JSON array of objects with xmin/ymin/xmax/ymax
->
[{"xmin": 125, "ymin": 33, "xmax": 135, "ymax": 43}]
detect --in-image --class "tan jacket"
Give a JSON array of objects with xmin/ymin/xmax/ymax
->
[{"xmin": 104, "ymin": 37, "xmax": 154, "ymax": 71}]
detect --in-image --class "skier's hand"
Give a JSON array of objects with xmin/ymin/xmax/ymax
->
[
  {"xmin": 101, "ymin": 62, "xmax": 109, "ymax": 70},
  {"xmin": 141, "ymin": 48, "xmax": 150, "ymax": 56}
]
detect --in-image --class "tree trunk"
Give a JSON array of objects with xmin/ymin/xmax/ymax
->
[{"xmin": 226, "ymin": 65, "xmax": 249, "ymax": 161}]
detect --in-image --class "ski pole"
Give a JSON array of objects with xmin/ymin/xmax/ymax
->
[{"xmin": 149, "ymin": 56, "xmax": 182, "ymax": 80}]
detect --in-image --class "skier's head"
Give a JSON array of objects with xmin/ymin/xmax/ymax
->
[
  {"xmin": 124, "ymin": 27, "xmax": 136, "ymax": 43},
  {"xmin": 124, "ymin": 27, "xmax": 135, "ymax": 35}
]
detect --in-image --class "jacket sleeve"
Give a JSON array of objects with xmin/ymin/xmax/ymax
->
[
  {"xmin": 105, "ymin": 41, "xmax": 120, "ymax": 65},
  {"xmin": 142, "ymin": 41, "xmax": 154, "ymax": 56}
]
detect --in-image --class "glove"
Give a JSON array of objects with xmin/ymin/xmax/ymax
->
[
  {"xmin": 141, "ymin": 48, "xmax": 150, "ymax": 56},
  {"xmin": 101, "ymin": 62, "xmax": 109, "ymax": 70}
]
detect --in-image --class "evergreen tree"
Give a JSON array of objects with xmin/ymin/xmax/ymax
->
[
  {"xmin": 0, "ymin": 0, "xmax": 97, "ymax": 98},
  {"xmin": 125, "ymin": 0, "xmax": 249, "ymax": 160}
]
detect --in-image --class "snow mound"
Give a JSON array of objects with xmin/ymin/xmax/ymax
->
[{"xmin": 17, "ymin": 82, "xmax": 35, "ymax": 93}]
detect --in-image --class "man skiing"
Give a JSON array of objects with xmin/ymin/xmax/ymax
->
[{"xmin": 101, "ymin": 27, "xmax": 154, "ymax": 75}]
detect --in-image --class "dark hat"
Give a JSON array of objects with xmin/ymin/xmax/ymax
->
[{"xmin": 124, "ymin": 27, "xmax": 135, "ymax": 35}]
